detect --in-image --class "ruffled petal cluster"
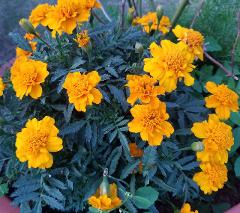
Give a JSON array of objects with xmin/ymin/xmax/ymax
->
[
  {"xmin": 192, "ymin": 114, "xmax": 233, "ymax": 194},
  {"xmin": 16, "ymin": 116, "xmax": 63, "ymax": 169},
  {"xmin": 10, "ymin": 57, "xmax": 49, "ymax": 100},
  {"xmin": 193, "ymin": 162, "xmax": 228, "ymax": 194},
  {"xmin": 63, "ymin": 71, "xmax": 102, "ymax": 112},
  {"xmin": 144, "ymin": 40, "xmax": 195, "ymax": 92},
  {"xmin": 126, "ymin": 74, "xmax": 165, "ymax": 105},
  {"xmin": 181, "ymin": 203, "xmax": 198, "ymax": 213},
  {"xmin": 133, "ymin": 12, "xmax": 171, "ymax": 34},
  {"xmin": 128, "ymin": 100, "xmax": 174, "ymax": 146},
  {"xmin": 88, "ymin": 183, "xmax": 122, "ymax": 211},
  {"xmin": 173, "ymin": 25, "xmax": 204, "ymax": 61},
  {"xmin": 205, "ymin": 81, "xmax": 239, "ymax": 120}
]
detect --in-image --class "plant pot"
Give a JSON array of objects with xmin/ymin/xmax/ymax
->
[
  {"xmin": 0, "ymin": 196, "xmax": 19, "ymax": 213},
  {"xmin": 225, "ymin": 203, "xmax": 240, "ymax": 213}
]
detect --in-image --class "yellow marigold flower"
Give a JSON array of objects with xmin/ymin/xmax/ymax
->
[
  {"xmin": 205, "ymin": 81, "xmax": 239, "ymax": 120},
  {"xmin": 88, "ymin": 183, "xmax": 122, "ymax": 211},
  {"xmin": 133, "ymin": 12, "xmax": 171, "ymax": 34},
  {"xmin": 24, "ymin": 33, "xmax": 36, "ymax": 41},
  {"xmin": 144, "ymin": 40, "xmax": 195, "ymax": 92},
  {"xmin": 129, "ymin": 142, "xmax": 143, "ymax": 157},
  {"xmin": 128, "ymin": 100, "xmax": 174, "ymax": 146},
  {"xmin": 16, "ymin": 116, "xmax": 63, "ymax": 169},
  {"xmin": 173, "ymin": 25, "xmax": 204, "ymax": 61},
  {"xmin": 126, "ymin": 74, "xmax": 165, "ymax": 105},
  {"xmin": 46, "ymin": 0, "xmax": 91, "ymax": 36},
  {"xmin": 63, "ymin": 71, "xmax": 102, "ymax": 112},
  {"xmin": 29, "ymin": 3, "xmax": 53, "ymax": 27},
  {"xmin": 74, "ymin": 30, "xmax": 90, "ymax": 48},
  {"xmin": 10, "ymin": 56, "xmax": 49, "ymax": 100},
  {"xmin": 193, "ymin": 162, "xmax": 228, "ymax": 194},
  {"xmin": 181, "ymin": 203, "xmax": 198, "ymax": 213},
  {"xmin": 16, "ymin": 42, "xmax": 37, "ymax": 58},
  {"xmin": 191, "ymin": 114, "xmax": 233, "ymax": 164},
  {"xmin": 0, "ymin": 77, "xmax": 5, "ymax": 96},
  {"xmin": 83, "ymin": 0, "xmax": 101, "ymax": 10}
]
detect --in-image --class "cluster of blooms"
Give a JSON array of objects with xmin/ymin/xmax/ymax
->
[
  {"xmin": 191, "ymin": 82, "xmax": 238, "ymax": 194},
  {"xmin": 133, "ymin": 12, "xmax": 171, "ymax": 34},
  {"xmin": 29, "ymin": 0, "xmax": 101, "ymax": 37},
  {"xmin": 127, "ymin": 25, "xmax": 204, "ymax": 147}
]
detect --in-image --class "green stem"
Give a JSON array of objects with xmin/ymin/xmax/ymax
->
[
  {"xmin": 138, "ymin": 0, "xmax": 142, "ymax": 16},
  {"xmin": 56, "ymin": 34, "xmax": 69, "ymax": 67},
  {"xmin": 98, "ymin": 0, "xmax": 112, "ymax": 22},
  {"xmin": 149, "ymin": 0, "xmax": 155, "ymax": 11},
  {"xmin": 171, "ymin": 0, "xmax": 189, "ymax": 28}
]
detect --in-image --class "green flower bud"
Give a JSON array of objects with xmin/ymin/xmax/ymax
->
[
  {"xmin": 156, "ymin": 5, "xmax": 164, "ymax": 21},
  {"xmin": 135, "ymin": 42, "xmax": 144, "ymax": 54},
  {"xmin": 127, "ymin": 7, "xmax": 135, "ymax": 25},
  {"xmin": 191, "ymin": 142, "xmax": 204, "ymax": 152},
  {"xmin": 19, "ymin": 18, "xmax": 36, "ymax": 35},
  {"xmin": 99, "ymin": 176, "xmax": 110, "ymax": 196}
]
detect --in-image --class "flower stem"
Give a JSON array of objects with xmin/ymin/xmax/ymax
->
[
  {"xmin": 137, "ymin": 0, "xmax": 142, "ymax": 16},
  {"xmin": 204, "ymin": 51, "xmax": 239, "ymax": 80},
  {"xmin": 171, "ymin": 0, "xmax": 189, "ymax": 28},
  {"xmin": 98, "ymin": 0, "xmax": 112, "ymax": 22}
]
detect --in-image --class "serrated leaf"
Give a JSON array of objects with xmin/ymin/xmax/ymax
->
[
  {"xmin": 0, "ymin": 183, "xmax": 8, "ymax": 197},
  {"xmin": 60, "ymin": 121, "xmax": 86, "ymax": 136},
  {"xmin": 135, "ymin": 186, "xmax": 159, "ymax": 207},
  {"xmin": 120, "ymin": 159, "xmax": 140, "ymax": 179},
  {"xmin": 42, "ymin": 195, "xmax": 64, "ymax": 210},
  {"xmin": 118, "ymin": 131, "xmax": 129, "ymax": 151},
  {"xmin": 234, "ymin": 157, "xmax": 240, "ymax": 177},
  {"xmin": 9, "ymin": 32, "xmax": 32, "ymax": 51}
]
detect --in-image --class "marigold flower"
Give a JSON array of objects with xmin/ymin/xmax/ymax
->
[
  {"xmin": 29, "ymin": 3, "xmax": 53, "ymax": 27},
  {"xmin": 191, "ymin": 114, "xmax": 233, "ymax": 164},
  {"xmin": 181, "ymin": 203, "xmax": 198, "ymax": 213},
  {"xmin": 24, "ymin": 33, "xmax": 36, "ymax": 41},
  {"xmin": 144, "ymin": 40, "xmax": 195, "ymax": 92},
  {"xmin": 126, "ymin": 74, "xmax": 165, "ymax": 105},
  {"xmin": 0, "ymin": 78, "xmax": 5, "ymax": 96},
  {"xmin": 46, "ymin": 0, "xmax": 91, "ymax": 36},
  {"xmin": 16, "ymin": 42, "xmax": 37, "ymax": 58},
  {"xmin": 205, "ymin": 81, "xmax": 239, "ymax": 120},
  {"xmin": 88, "ymin": 183, "xmax": 122, "ymax": 211},
  {"xmin": 10, "ymin": 56, "xmax": 49, "ymax": 100},
  {"xmin": 133, "ymin": 12, "xmax": 171, "ymax": 34},
  {"xmin": 129, "ymin": 142, "xmax": 143, "ymax": 157},
  {"xmin": 16, "ymin": 116, "xmax": 63, "ymax": 169},
  {"xmin": 128, "ymin": 100, "xmax": 174, "ymax": 146},
  {"xmin": 74, "ymin": 30, "xmax": 90, "ymax": 48},
  {"xmin": 83, "ymin": 0, "xmax": 101, "ymax": 10},
  {"xmin": 63, "ymin": 71, "xmax": 102, "ymax": 112},
  {"xmin": 173, "ymin": 25, "xmax": 204, "ymax": 61},
  {"xmin": 193, "ymin": 162, "xmax": 228, "ymax": 194}
]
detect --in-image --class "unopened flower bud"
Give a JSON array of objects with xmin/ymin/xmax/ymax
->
[
  {"xmin": 191, "ymin": 142, "xmax": 204, "ymax": 152},
  {"xmin": 156, "ymin": 5, "xmax": 164, "ymax": 21},
  {"xmin": 19, "ymin": 18, "xmax": 36, "ymax": 35},
  {"xmin": 127, "ymin": 7, "xmax": 135, "ymax": 24},
  {"xmin": 135, "ymin": 42, "xmax": 144, "ymax": 54},
  {"xmin": 100, "ymin": 176, "xmax": 110, "ymax": 196}
]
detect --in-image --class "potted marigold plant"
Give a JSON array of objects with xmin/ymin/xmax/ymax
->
[{"xmin": 1, "ymin": 0, "xmax": 240, "ymax": 212}]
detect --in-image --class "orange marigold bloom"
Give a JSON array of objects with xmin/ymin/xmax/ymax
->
[
  {"xmin": 173, "ymin": 25, "xmax": 204, "ymax": 61},
  {"xmin": 205, "ymin": 81, "xmax": 239, "ymax": 120},
  {"xmin": 191, "ymin": 114, "xmax": 233, "ymax": 164},
  {"xmin": 29, "ymin": 3, "xmax": 53, "ymax": 27},
  {"xmin": 144, "ymin": 40, "xmax": 195, "ymax": 92},
  {"xmin": 83, "ymin": 0, "xmax": 101, "ymax": 10},
  {"xmin": 88, "ymin": 183, "xmax": 122, "ymax": 211},
  {"xmin": 129, "ymin": 142, "xmax": 143, "ymax": 157},
  {"xmin": 128, "ymin": 100, "xmax": 174, "ymax": 146},
  {"xmin": 10, "ymin": 56, "xmax": 49, "ymax": 100},
  {"xmin": 181, "ymin": 203, "xmax": 198, "ymax": 213},
  {"xmin": 63, "ymin": 71, "xmax": 102, "ymax": 112},
  {"xmin": 24, "ymin": 33, "xmax": 36, "ymax": 41},
  {"xmin": 16, "ymin": 116, "xmax": 63, "ymax": 169},
  {"xmin": 133, "ymin": 12, "xmax": 171, "ymax": 34},
  {"xmin": 46, "ymin": 0, "xmax": 91, "ymax": 36},
  {"xmin": 16, "ymin": 42, "xmax": 37, "ymax": 58},
  {"xmin": 193, "ymin": 162, "xmax": 228, "ymax": 194},
  {"xmin": 126, "ymin": 74, "xmax": 165, "ymax": 105},
  {"xmin": 0, "ymin": 77, "xmax": 5, "ymax": 96},
  {"xmin": 74, "ymin": 30, "xmax": 90, "ymax": 48}
]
